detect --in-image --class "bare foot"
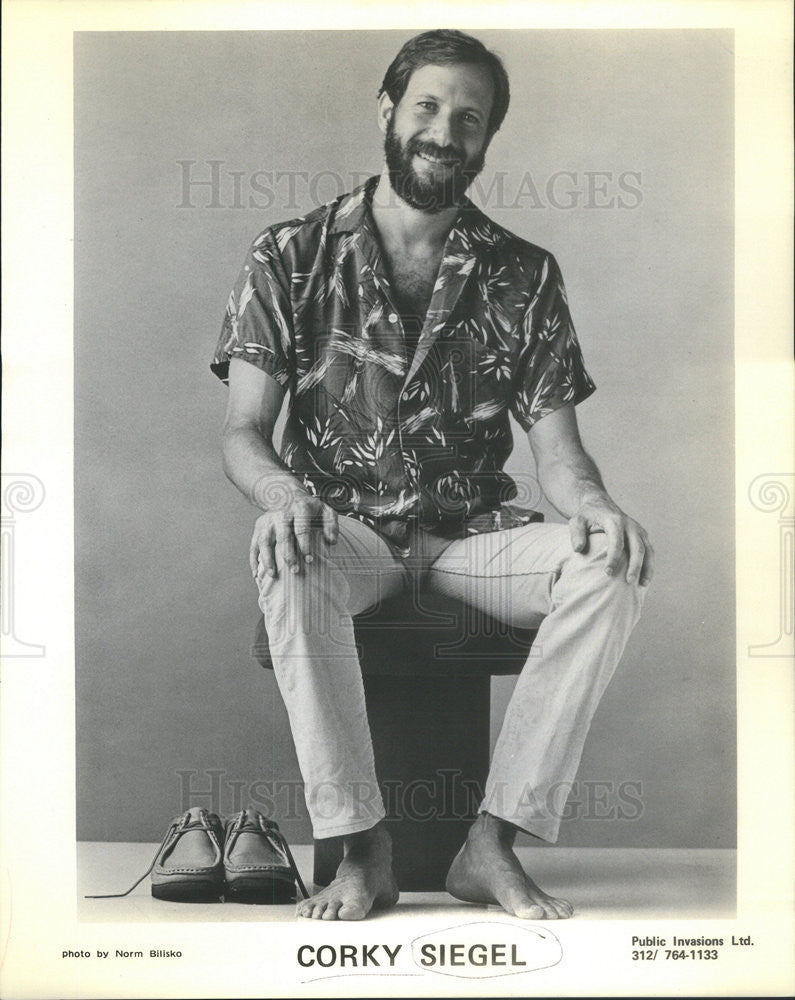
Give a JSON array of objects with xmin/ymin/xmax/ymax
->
[
  {"xmin": 296, "ymin": 824, "xmax": 399, "ymax": 921},
  {"xmin": 446, "ymin": 813, "xmax": 573, "ymax": 920}
]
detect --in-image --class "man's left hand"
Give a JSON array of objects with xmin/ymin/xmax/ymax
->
[{"xmin": 568, "ymin": 499, "xmax": 654, "ymax": 586}]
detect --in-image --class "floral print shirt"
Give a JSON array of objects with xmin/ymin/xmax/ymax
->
[{"xmin": 212, "ymin": 177, "xmax": 595, "ymax": 556}]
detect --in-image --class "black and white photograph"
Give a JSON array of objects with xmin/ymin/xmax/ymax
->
[{"xmin": 1, "ymin": 2, "xmax": 793, "ymax": 998}]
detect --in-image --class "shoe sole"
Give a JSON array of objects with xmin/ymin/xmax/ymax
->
[
  {"xmin": 151, "ymin": 880, "xmax": 224, "ymax": 903},
  {"xmin": 224, "ymin": 876, "xmax": 296, "ymax": 904}
]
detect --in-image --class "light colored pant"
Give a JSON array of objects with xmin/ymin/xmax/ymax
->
[{"xmin": 258, "ymin": 515, "xmax": 646, "ymax": 843}]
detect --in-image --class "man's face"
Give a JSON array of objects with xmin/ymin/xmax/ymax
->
[{"xmin": 381, "ymin": 62, "xmax": 495, "ymax": 213}]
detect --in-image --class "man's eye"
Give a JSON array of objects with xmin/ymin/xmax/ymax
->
[{"xmin": 418, "ymin": 102, "xmax": 436, "ymax": 111}]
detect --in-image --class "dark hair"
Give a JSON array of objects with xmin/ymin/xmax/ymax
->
[{"xmin": 378, "ymin": 29, "xmax": 510, "ymax": 135}]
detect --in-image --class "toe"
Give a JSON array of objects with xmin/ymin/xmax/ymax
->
[
  {"xmin": 338, "ymin": 900, "xmax": 368, "ymax": 920},
  {"xmin": 513, "ymin": 902, "xmax": 545, "ymax": 920},
  {"xmin": 322, "ymin": 902, "xmax": 341, "ymax": 920},
  {"xmin": 311, "ymin": 902, "xmax": 327, "ymax": 919},
  {"xmin": 552, "ymin": 898, "xmax": 573, "ymax": 919}
]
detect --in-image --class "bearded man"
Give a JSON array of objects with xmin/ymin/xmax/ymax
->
[{"xmin": 212, "ymin": 29, "xmax": 654, "ymax": 921}]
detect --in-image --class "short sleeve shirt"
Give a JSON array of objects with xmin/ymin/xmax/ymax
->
[{"xmin": 212, "ymin": 177, "xmax": 596, "ymax": 556}]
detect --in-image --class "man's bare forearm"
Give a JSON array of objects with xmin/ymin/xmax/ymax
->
[
  {"xmin": 222, "ymin": 425, "xmax": 308, "ymax": 511},
  {"xmin": 536, "ymin": 448, "xmax": 614, "ymax": 520}
]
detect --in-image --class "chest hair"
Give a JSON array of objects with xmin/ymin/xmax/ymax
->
[{"xmin": 386, "ymin": 250, "xmax": 443, "ymax": 324}]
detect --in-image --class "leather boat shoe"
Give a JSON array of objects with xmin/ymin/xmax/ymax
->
[
  {"xmin": 223, "ymin": 807, "xmax": 307, "ymax": 903},
  {"xmin": 150, "ymin": 807, "xmax": 225, "ymax": 902}
]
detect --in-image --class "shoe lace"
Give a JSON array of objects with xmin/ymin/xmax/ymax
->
[
  {"xmin": 270, "ymin": 828, "xmax": 309, "ymax": 900},
  {"xmin": 83, "ymin": 810, "xmax": 209, "ymax": 899}
]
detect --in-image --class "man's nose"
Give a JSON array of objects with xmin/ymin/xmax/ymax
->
[{"xmin": 425, "ymin": 111, "xmax": 455, "ymax": 148}]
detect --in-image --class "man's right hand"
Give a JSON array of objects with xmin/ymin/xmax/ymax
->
[{"xmin": 249, "ymin": 492, "xmax": 339, "ymax": 585}]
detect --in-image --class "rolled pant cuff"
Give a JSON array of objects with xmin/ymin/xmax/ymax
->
[
  {"xmin": 311, "ymin": 811, "xmax": 386, "ymax": 840},
  {"xmin": 479, "ymin": 803, "xmax": 561, "ymax": 844}
]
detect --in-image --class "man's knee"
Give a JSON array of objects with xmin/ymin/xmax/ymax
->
[
  {"xmin": 576, "ymin": 530, "xmax": 610, "ymax": 565},
  {"xmin": 257, "ymin": 548, "xmax": 351, "ymax": 618},
  {"xmin": 563, "ymin": 531, "xmax": 648, "ymax": 607}
]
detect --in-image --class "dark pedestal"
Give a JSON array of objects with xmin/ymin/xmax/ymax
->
[
  {"xmin": 312, "ymin": 673, "xmax": 490, "ymax": 891},
  {"xmin": 253, "ymin": 590, "xmax": 534, "ymax": 892}
]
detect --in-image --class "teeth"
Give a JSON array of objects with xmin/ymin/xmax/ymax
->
[{"xmin": 418, "ymin": 152, "xmax": 455, "ymax": 165}]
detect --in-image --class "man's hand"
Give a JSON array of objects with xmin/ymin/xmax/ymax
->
[
  {"xmin": 250, "ymin": 493, "xmax": 339, "ymax": 585},
  {"xmin": 569, "ymin": 498, "xmax": 654, "ymax": 586}
]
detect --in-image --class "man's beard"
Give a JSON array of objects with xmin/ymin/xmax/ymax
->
[{"xmin": 384, "ymin": 116, "xmax": 486, "ymax": 214}]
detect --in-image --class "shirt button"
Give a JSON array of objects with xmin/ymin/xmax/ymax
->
[
  {"xmin": 401, "ymin": 391, "xmax": 409, "ymax": 402},
  {"xmin": 388, "ymin": 312, "xmax": 398, "ymax": 324}
]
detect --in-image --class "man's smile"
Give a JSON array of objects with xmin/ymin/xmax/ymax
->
[{"xmin": 415, "ymin": 150, "xmax": 460, "ymax": 166}]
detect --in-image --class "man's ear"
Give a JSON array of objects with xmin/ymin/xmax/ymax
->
[{"xmin": 377, "ymin": 91, "xmax": 395, "ymax": 135}]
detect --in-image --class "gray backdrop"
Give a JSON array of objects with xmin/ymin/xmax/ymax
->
[{"xmin": 75, "ymin": 29, "xmax": 734, "ymax": 848}]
